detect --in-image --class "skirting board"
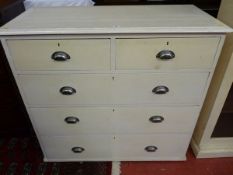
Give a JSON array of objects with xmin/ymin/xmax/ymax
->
[{"xmin": 191, "ymin": 138, "xmax": 233, "ymax": 158}]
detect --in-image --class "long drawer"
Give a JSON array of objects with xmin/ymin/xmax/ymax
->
[
  {"xmin": 116, "ymin": 37, "xmax": 220, "ymax": 70},
  {"xmin": 29, "ymin": 106, "xmax": 200, "ymax": 136},
  {"xmin": 19, "ymin": 73, "xmax": 208, "ymax": 106},
  {"xmin": 40, "ymin": 135, "xmax": 113, "ymax": 161},
  {"xmin": 7, "ymin": 39, "xmax": 111, "ymax": 71},
  {"xmin": 40, "ymin": 134, "xmax": 190, "ymax": 161}
]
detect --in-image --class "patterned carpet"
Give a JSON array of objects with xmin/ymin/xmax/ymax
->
[{"xmin": 0, "ymin": 137, "xmax": 111, "ymax": 175}]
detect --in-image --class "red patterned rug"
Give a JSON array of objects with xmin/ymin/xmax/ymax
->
[{"xmin": 0, "ymin": 137, "xmax": 112, "ymax": 175}]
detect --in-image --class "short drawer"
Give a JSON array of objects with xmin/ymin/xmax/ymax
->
[
  {"xmin": 19, "ymin": 73, "xmax": 208, "ymax": 106},
  {"xmin": 112, "ymin": 72, "xmax": 208, "ymax": 105},
  {"xmin": 40, "ymin": 135, "xmax": 113, "ymax": 161},
  {"xmin": 116, "ymin": 37, "xmax": 220, "ymax": 70},
  {"xmin": 19, "ymin": 74, "xmax": 112, "ymax": 106},
  {"xmin": 29, "ymin": 106, "xmax": 199, "ymax": 136},
  {"xmin": 113, "ymin": 106, "xmax": 200, "ymax": 134},
  {"xmin": 114, "ymin": 134, "xmax": 190, "ymax": 160},
  {"xmin": 29, "ymin": 107, "xmax": 113, "ymax": 136},
  {"xmin": 7, "ymin": 39, "xmax": 110, "ymax": 71}
]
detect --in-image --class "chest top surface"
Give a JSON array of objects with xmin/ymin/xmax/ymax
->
[{"xmin": 0, "ymin": 5, "xmax": 232, "ymax": 35}]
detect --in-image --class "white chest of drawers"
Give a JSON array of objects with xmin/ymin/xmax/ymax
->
[{"xmin": 0, "ymin": 5, "xmax": 232, "ymax": 161}]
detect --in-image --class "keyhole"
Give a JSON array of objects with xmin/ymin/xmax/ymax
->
[
  {"xmin": 112, "ymin": 76, "xmax": 115, "ymax": 80},
  {"xmin": 166, "ymin": 41, "xmax": 169, "ymax": 45},
  {"xmin": 58, "ymin": 43, "xmax": 60, "ymax": 47}
]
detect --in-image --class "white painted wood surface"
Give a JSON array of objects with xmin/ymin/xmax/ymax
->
[
  {"xmin": 29, "ymin": 106, "xmax": 200, "ymax": 136},
  {"xmin": 40, "ymin": 135, "xmax": 113, "ymax": 161},
  {"xmin": 29, "ymin": 107, "xmax": 113, "ymax": 135},
  {"xmin": 116, "ymin": 37, "xmax": 220, "ymax": 70},
  {"xmin": 18, "ymin": 73, "xmax": 208, "ymax": 106},
  {"xmin": 192, "ymin": 51, "xmax": 233, "ymax": 158},
  {"xmin": 0, "ymin": 5, "xmax": 232, "ymax": 35},
  {"xmin": 191, "ymin": 0, "xmax": 233, "ymax": 158},
  {"xmin": 113, "ymin": 134, "xmax": 190, "ymax": 161},
  {"xmin": 7, "ymin": 39, "xmax": 111, "ymax": 71},
  {"xmin": 113, "ymin": 106, "xmax": 200, "ymax": 134},
  {"xmin": 40, "ymin": 134, "xmax": 190, "ymax": 161},
  {"xmin": 0, "ymin": 5, "xmax": 231, "ymax": 161}
]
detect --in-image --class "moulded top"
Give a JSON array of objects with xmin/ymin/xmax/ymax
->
[{"xmin": 0, "ymin": 5, "xmax": 232, "ymax": 35}]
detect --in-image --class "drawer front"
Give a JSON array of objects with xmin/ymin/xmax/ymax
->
[
  {"xmin": 112, "ymin": 73, "xmax": 208, "ymax": 105},
  {"xmin": 29, "ymin": 106, "xmax": 199, "ymax": 136},
  {"xmin": 19, "ymin": 73, "xmax": 208, "ymax": 106},
  {"xmin": 29, "ymin": 107, "xmax": 114, "ymax": 136},
  {"xmin": 113, "ymin": 106, "xmax": 200, "ymax": 134},
  {"xmin": 116, "ymin": 37, "xmax": 219, "ymax": 70},
  {"xmin": 40, "ymin": 135, "xmax": 112, "ymax": 161},
  {"xmin": 41, "ymin": 134, "xmax": 189, "ymax": 161},
  {"xmin": 7, "ymin": 39, "xmax": 110, "ymax": 71},
  {"xmin": 114, "ymin": 134, "xmax": 190, "ymax": 160},
  {"xmin": 19, "ymin": 74, "xmax": 112, "ymax": 105}
]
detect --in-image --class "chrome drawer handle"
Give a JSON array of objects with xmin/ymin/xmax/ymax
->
[
  {"xmin": 156, "ymin": 50, "xmax": 175, "ymax": 60},
  {"xmin": 60, "ymin": 86, "xmax": 76, "ymax": 95},
  {"xmin": 51, "ymin": 51, "xmax": 70, "ymax": 61},
  {"xmin": 145, "ymin": 146, "xmax": 158, "ymax": 152},
  {"xmin": 65, "ymin": 116, "xmax": 79, "ymax": 124},
  {"xmin": 72, "ymin": 147, "xmax": 85, "ymax": 153},
  {"xmin": 152, "ymin": 86, "xmax": 169, "ymax": 94},
  {"xmin": 149, "ymin": 116, "xmax": 164, "ymax": 123}
]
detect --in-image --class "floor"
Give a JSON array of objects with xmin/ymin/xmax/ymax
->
[
  {"xmin": 0, "ymin": 137, "xmax": 111, "ymax": 175},
  {"xmin": 1, "ymin": 137, "xmax": 233, "ymax": 175},
  {"xmin": 121, "ymin": 149, "xmax": 233, "ymax": 175}
]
